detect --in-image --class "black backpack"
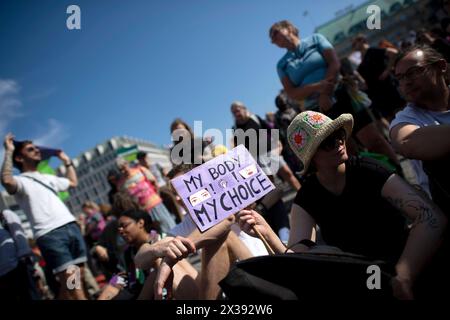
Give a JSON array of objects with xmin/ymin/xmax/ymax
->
[{"xmin": 220, "ymin": 252, "xmax": 394, "ymax": 300}]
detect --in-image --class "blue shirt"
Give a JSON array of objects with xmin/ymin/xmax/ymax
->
[
  {"xmin": 389, "ymin": 102, "xmax": 450, "ymax": 196},
  {"xmin": 277, "ymin": 33, "xmax": 333, "ymax": 109}
]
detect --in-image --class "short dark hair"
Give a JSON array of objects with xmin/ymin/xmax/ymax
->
[
  {"xmin": 12, "ymin": 140, "xmax": 33, "ymax": 171},
  {"xmin": 136, "ymin": 151, "xmax": 147, "ymax": 160},
  {"xmin": 269, "ymin": 20, "xmax": 299, "ymax": 38},
  {"xmin": 119, "ymin": 209, "xmax": 160, "ymax": 234},
  {"xmin": 167, "ymin": 164, "xmax": 194, "ymax": 179},
  {"xmin": 352, "ymin": 33, "xmax": 368, "ymax": 47},
  {"xmin": 111, "ymin": 191, "xmax": 140, "ymax": 217},
  {"xmin": 170, "ymin": 118, "xmax": 194, "ymax": 138},
  {"xmin": 275, "ymin": 94, "xmax": 287, "ymax": 110},
  {"xmin": 394, "ymin": 44, "xmax": 445, "ymax": 69}
]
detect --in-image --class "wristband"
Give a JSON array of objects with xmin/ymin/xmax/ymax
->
[{"xmin": 65, "ymin": 161, "xmax": 74, "ymax": 168}]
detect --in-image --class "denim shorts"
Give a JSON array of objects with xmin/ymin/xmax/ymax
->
[{"xmin": 36, "ymin": 222, "xmax": 87, "ymax": 274}]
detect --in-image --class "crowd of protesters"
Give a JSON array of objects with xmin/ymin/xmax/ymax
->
[{"xmin": 1, "ymin": 5, "xmax": 450, "ymax": 300}]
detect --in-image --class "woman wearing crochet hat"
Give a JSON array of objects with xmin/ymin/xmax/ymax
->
[{"xmin": 237, "ymin": 111, "xmax": 447, "ymax": 299}]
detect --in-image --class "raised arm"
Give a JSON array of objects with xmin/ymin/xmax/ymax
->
[
  {"xmin": 1, "ymin": 133, "xmax": 18, "ymax": 194},
  {"xmin": 390, "ymin": 124, "xmax": 450, "ymax": 161},
  {"xmin": 58, "ymin": 151, "xmax": 78, "ymax": 187},
  {"xmin": 382, "ymin": 174, "xmax": 447, "ymax": 299}
]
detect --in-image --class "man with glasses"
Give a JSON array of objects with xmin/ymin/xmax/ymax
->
[
  {"xmin": 390, "ymin": 46, "xmax": 450, "ymax": 201},
  {"xmin": 1, "ymin": 133, "xmax": 88, "ymax": 299},
  {"xmin": 390, "ymin": 46, "xmax": 450, "ymax": 299}
]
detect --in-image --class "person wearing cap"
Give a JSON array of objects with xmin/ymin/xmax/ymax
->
[
  {"xmin": 238, "ymin": 111, "xmax": 447, "ymax": 299},
  {"xmin": 1, "ymin": 133, "xmax": 88, "ymax": 300}
]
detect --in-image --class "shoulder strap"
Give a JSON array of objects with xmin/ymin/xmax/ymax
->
[{"xmin": 21, "ymin": 175, "xmax": 59, "ymax": 197}]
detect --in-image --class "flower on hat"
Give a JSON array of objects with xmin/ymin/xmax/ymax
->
[
  {"xmin": 303, "ymin": 111, "xmax": 327, "ymax": 128},
  {"xmin": 291, "ymin": 130, "xmax": 308, "ymax": 149}
]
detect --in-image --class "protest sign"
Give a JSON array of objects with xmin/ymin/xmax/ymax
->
[{"xmin": 171, "ymin": 145, "xmax": 275, "ymax": 232}]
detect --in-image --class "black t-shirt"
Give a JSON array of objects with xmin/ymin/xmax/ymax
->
[
  {"xmin": 294, "ymin": 156, "xmax": 408, "ymax": 263},
  {"xmin": 357, "ymin": 48, "xmax": 404, "ymax": 108}
]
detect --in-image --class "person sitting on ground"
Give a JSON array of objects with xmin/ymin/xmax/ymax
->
[
  {"xmin": 136, "ymin": 164, "xmax": 269, "ymax": 300},
  {"xmin": 82, "ymin": 201, "xmax": 106, "ymax": 248},
  {"xmin": 390, "ymin": 45, "xmax": 450, "ymax": 298},
  {"xmin": 97, "ymin": 207, "xmax": 198, "ymax": 300},
  {"xmin": 237, "ymin": 111, "xmax": 447, "ymax": 300},
  {"xmin": 390, "ymin": 45, "xmax": 450, "ymax": 208}
]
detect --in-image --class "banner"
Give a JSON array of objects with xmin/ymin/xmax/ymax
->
[
  {"xmin": 116, "ymin": 145, "xmax": 139, "ymax": 162},
  {"xmin": 171, "ymin": 145, "xmax": 275, "ymax": 232}
]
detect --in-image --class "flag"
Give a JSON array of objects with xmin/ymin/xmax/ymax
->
[
  {"xmin": 116, "ymin": 145, "xmax": 139, "ymax": 162},
  {"xmin": 37, "ymin": 160, "xmax": 70, "ymax": 201}
]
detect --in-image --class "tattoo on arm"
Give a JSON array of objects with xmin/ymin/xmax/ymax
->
[
  {"xmin": 1, "ymin": 150, "xmax": 15, "ymax": 181},
  {"xmin": 385, "ymin": 193, "xmax": 439, "ymax": 230},
  {"xmin": 1, "ymin": 150, "xmax": 18, "ymax": 194}
]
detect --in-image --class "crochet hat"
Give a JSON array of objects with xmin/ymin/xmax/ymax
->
[{"xmin": 287, "ymin": 111, "xmax": 354, "ymax": 175}]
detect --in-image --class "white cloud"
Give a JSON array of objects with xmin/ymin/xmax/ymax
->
[
  {"xmin": 0, "ymin": 79, "xmax": 23, "ymax": 135},
  {"xmin": 0, "ymin": 79, "xmax": 69, "ymax": 161},
  {"xmin": 33, "ymin": 118, "xmax": 69, "ymax": 148},
  {"xmin": 26, "ymin": 87, "xmax": 56, "ymax": 103}
]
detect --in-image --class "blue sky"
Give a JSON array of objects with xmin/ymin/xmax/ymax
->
[{"xmin": 1, "ymin": 0, "xmax": 367, "ymax": 161}]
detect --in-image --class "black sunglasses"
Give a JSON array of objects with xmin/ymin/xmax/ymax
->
[
  {"xmin": 24, "ymin": 146, "xmax": 39, "ymax": 153},
  {"xmin": 319, "ymin": 128, "xmax": 346, "ymax": 151}
]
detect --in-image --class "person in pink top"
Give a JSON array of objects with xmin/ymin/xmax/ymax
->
[{"xmin": 115, "ymin": 157, "xmax": 176, "ymax": 234}]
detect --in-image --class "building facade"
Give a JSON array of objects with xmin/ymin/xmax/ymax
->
[
  {"xmin": 56, "ymin": 136, "xmax": 172, "ymax": 215},
  {"xmin": 315, "ymin": 0, "xmax": 437, "ymax": 58}
]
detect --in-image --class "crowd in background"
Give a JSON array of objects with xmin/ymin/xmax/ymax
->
[{"xmin": 1, "ymin": 1, "xmax": 450, "ymax": 300}]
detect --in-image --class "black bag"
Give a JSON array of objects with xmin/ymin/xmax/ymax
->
[{"xmin": 220, "ymin": 252, "xmax": 394, "ymax": 300}]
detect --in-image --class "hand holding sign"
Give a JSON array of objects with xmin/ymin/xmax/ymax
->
[
  {"xmin": 171, "ymin": 145, "xmax": 275, "ymax": 232},
  {"xmin": 237, "ymin": 209, "xmax": 276, "ymax": 255}
]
